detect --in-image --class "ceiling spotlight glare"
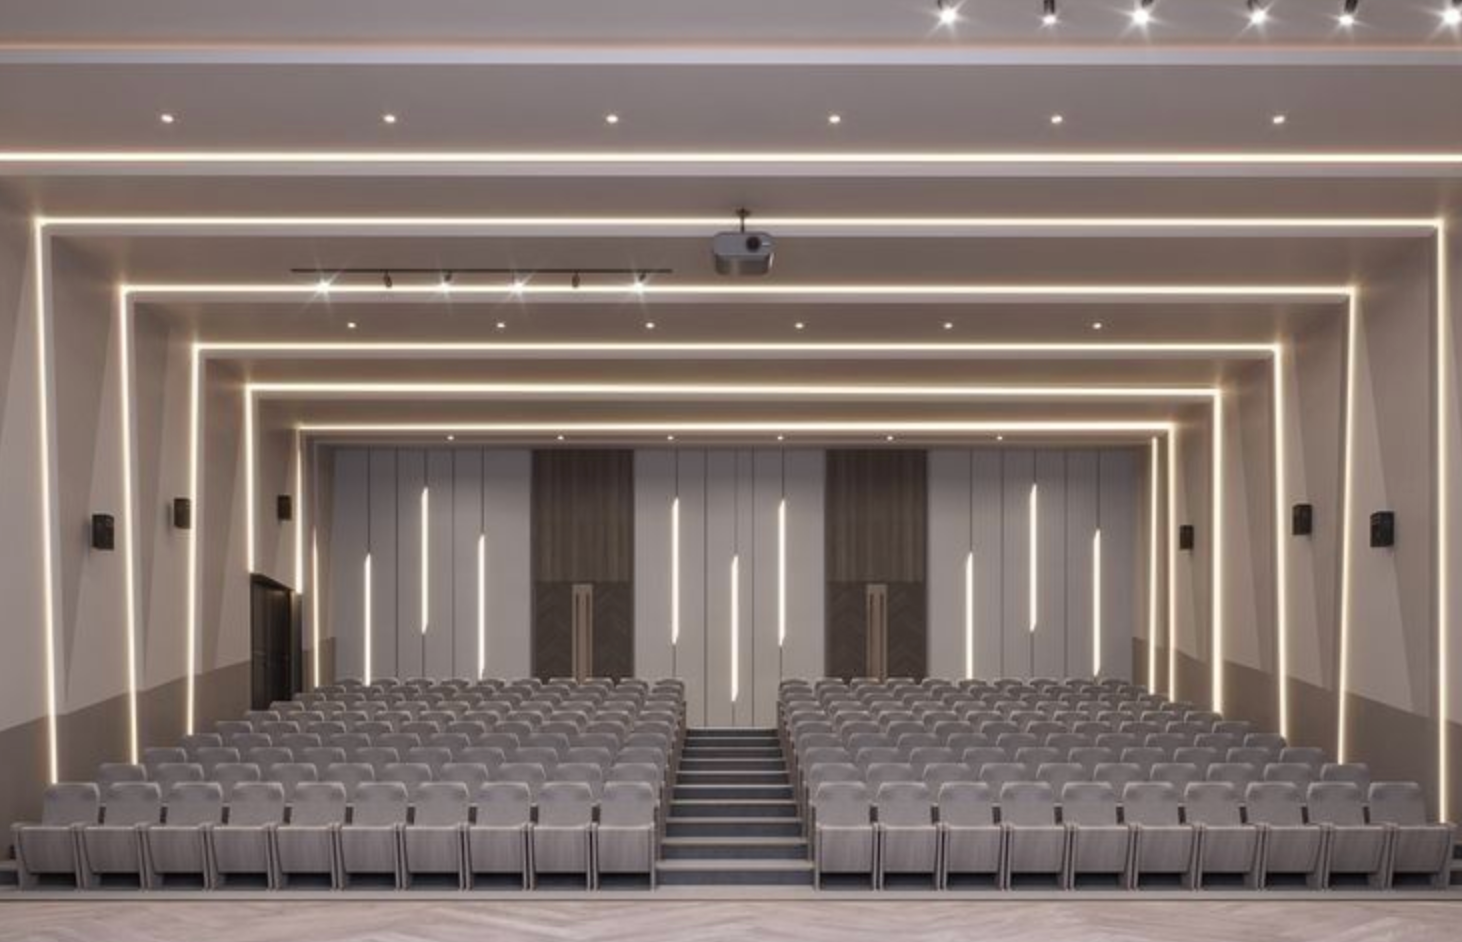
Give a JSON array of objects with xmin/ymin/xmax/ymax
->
[
  {"xmin": 936, "ymin": 0, "xmax": 960, "ymax": 26},
  {"xmin": 381, "ymin": 113, "xmax": 398, "ymax": 125},
  {"xmin": 1339, "ymin": 0, "xmax": 1358, "ymax": 26},
  {"xmin": 446, "ymin": 434, "xmax": 456, "ymax": 442},
  {"xmin": 632, "ymin": 274, "xmax": 647, "ymax": 294},
  {"xmin": 495, "ymin": 321, "xmax": 506, "ymax": 330},
  {"xmin": 1092, "ymin": 321, "xmax": 1105, "ymax": 331},
  {"xmin": 510, "ymin": 276, "xmax": 527, "ymax": 294},
  {"xmin": 1042, "ymin": 0, "xmax": 1059, "ymax": 25},
  {"xmin": 1247, "ymin": 0, "xmax": 1269, "ymax": 24},
  {"xmin": 644, "ymin": 321, "xmax": 656, "ymax": 330},
  {"xmin": 776, "ymin": 434, "xmax": 786, "ymax": 442},
  {"xmin": 604, "ymin": 112, "xmax": 620, "ymax": 125},
  {"xmin": 943, "ymin": 321, "xmax": 955, "ymax": 330},
  {"xmin": 885, "ymin": 435, "xmax": 896, "ymax": 442},
  {"xmin": 438, "ymin": 272, "xmax": 454, "ymax": 292},
  {"xmin": 1446, "ymin": 2, "xmax": 1462, "ymax": 26},
  {"xmin": 1272, "ymin": 113, "xmax": 1288, "ymax": 126},
  {"xmin": 666, "ymin": 435, "xmax": 676, "ymax": 442},
  {"xmin": 345, "ymin": 321, "xmax": 358, "ymax": 330},
  {"xmin": 827, "ymin": 113, "xmax": 843, "ymax": 125},
  {"xmin": 556, "ymin": 434, "xmax": 566, "ymax": 442},
  {"xmin": 314, "ymin": 278, "xmax": 332, "ymax": 294},
  {"xmin": 794, "ymin": 321, "xmax": 806, "ymax": 331},
  {"xmin": 997, "ymin": 434, "xmax": 1006, "ymax": 441},
  {"xmin": 158, "ymin": 112, "xmax": 176, "ymax": 125},
  {"xmin": 1050, "ymin": 113, "xmax": 1065, "ymax": 125},
  {"xmin": 1132, "ymin": 0, "xmax": 1155, "ymax": 26}
]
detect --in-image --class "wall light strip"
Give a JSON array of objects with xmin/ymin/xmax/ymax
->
[
  {"xmin": 294, "ymin": 431, "xmax": 305, "ymax": 592},
  {"xmin": 202, "ymin": 341, "xmax": 1277, "ymax": 358},
  {"xmin": 363, "ymin": 553, "xmax": 373, "ymax": 683},
  {"xmin": 244, "ymin": 390, "xmax": 255, "ymax": 573},
  {"xmin": 965, "ymin": 550, "xmax": 976, "ymax": 680},
  {"xmin": 32, "ymin": 222, "xmax": 59, "ymax": 782},
  {"xmin": 477, "ymin": 532, "xmax": 486, "ymax": 680},
  {"xmin": 671, "ymin": 496, "xmax": 681, "ymax": 647},
  {"xmin": 777, "ymin": 498, "xmax": 787, "ymax": 648},
  {"xmin": 116, "ymin": 288, "xmax": 140, "ymax": 764},
  {"xmin": 420, "ymin": 487, "xmax": 429, "ymax": 635},
  {"xmin": 730, "ymin": 554, "xmax": 740, "ymax": 704},
  {"xmin": 1149, "ymin": 437, "xmax": 1161, "ymax": 692},
  {"xmin": 1274, "ymin": 346, "xmax": 1290, "ymax": 738},
  {"xmin": 1437, "ymin": 220, "xmax": 1451, "ymax": 823},
  {"xmin": 249, "ymin": 381, "xmax": 1219, "ymax": 400},
  {"xmin": 1213, "ymin": 391, "xmax": 1226, "ymax": 713},
  {"xmin": 1338, "ymin": 293, "xmax": 1359, "ymax": 764},
  {"xmin": 1094, "ymin": 528, "xmax": 1104, "ymax": 677},
  {"xmin": 186, "ymin": 345, "xmax": 200, "ymax": 734},
  {"xmin": 299, "ymin": 421, "xmax": 1176, "ymax": 434},
  {"xmin": 1030, "ymin": 483, "xmax": 1040, "ymax": 634},
  {"xmin": 1168, "ymin": 430, "xmax": 1180, "ymax": 699},
  {"xmin": 310, "ymin": 529, "xmax": 320, "ymax": 689}
]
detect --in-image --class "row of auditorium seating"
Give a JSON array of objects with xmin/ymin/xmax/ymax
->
[
  {"xmin": 12, "ymin": 677, "xmax": 682, "ymax": 891},
  {"xmin": 781, "ymin": 677, "xmax": 1454, "ymax": 891}
]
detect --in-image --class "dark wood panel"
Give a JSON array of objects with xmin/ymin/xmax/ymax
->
[
  {"xmin": 826, "ymin": 582, "xmax": 870, "ymax": 681},
  {"xmin": 885, "ymin": 581, "xmax": 928, "ymax": 681},
  {"xmin": 531, "ymin": 450, "xmax": 634, "ymax": 583},
  {"xmin": 592, "ymin": 581, "xmax": 635, "ymax": 680},
  {"xmin": 825, "ymin": 450, "xmax": 927, "ymax": 582},
  {"xmin": 532, "ymin": 582, "xmax": 574, "ymax": 680}
]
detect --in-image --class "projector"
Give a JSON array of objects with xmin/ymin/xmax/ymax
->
[{"xmin": 713, "ymin": 230, "xmax": 775, "ymax": 276}]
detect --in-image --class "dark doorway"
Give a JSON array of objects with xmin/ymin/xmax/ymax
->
[{"xmin": 250, "ymin": 574, "xmax": 301, "ymax": 710}]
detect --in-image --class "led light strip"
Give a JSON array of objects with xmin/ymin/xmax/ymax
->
[
  {"xmin": 363, "ymin": 553, "xmax": 373, "ymax": 683},
  {"xmin": 672, "ymin": 496, "xmax": 682, "ymax": 647},
  {"xmin": 310, "ymin": 529, "xmax": 320, "ymax": 688},
  {"xmin": 777, "ymin": 497, "xmax": 786, "ymax": 649},
  {"xmin": 965, "ymin": 550, "xmax": 976, "ymax": 680},
  {"xmin": 1438, "ymin": 222, "xmax": 1451, "ymax": 823},
  {"xmin": 476, "ymin": 533, "xmax": 486, "ymax": 680},
  {"xmin": 1149, "ymin": 437, "xmax": 1161, "ymax": 692},
  {"xmin": 1168, "ymin": 430, "xmax": 1180, "ymax": 699},
  {"xmin": 300, "ymin": 420, "xmax": 1175, "ymax": 434},
  {"xmin": 244, "ymin": 391, "xmax": 255, "ymax": 572},
  {"xmin": 1030, "ymin": 483, "xmax": 1040, "ymax": 635},
  {"xmin": 1094, "ymin": 528, "xmax": 1104, "ymax": 678},
  {"xmin": 730, "ymin": 554, "xmax": 741, "ymax": 705},
  {"xmin": 116, "ymin": 289, "xmax": 140, "ymax": 764},
  {"xmin": 1274, "ymin": 347, "xmax": 1290, "ymax": 738},
  {"xmin": 1213, "ymin": 391, "xmax": 1226, "ymax": 713},
  {"xmin": 249, "ymin": 381, "xmax": 1219, "ymax": 399},
  {"xmin": 420, "ymin": 487, "xmax": 430, "ymax": 636}
]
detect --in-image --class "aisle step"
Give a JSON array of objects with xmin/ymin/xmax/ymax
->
[
  {"xmin": 655, "ymin": 858, "xmax": 815, "ymax": 886},
  {"xmin": 666, "ymin": 816, "xmax": 803, "ymax": 838},
  {"xmin": 673, "ymin": 784, "xmax": 793, "ymax": 801},
  {"xmin": 661, "ymin": 837, "xmax": 809, "ymax": 861},
  {"xmin": 676, "ymin": 769, "xmax": 788, "ymax": 785},
  {"xmin": 670, "ymin": 798, "xmax": 798, "ymax": 819}
]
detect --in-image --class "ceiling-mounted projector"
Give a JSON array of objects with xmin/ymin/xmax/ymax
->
[{"xmin": 714, "ymin": 211, "xmax": 775, "ymax": 276}]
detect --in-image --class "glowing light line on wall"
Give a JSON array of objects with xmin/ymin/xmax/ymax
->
[
  {"xmin": 186, "ymin": 345, "xmax": 200, "ymax": 734},
  {"xmin": 1213, "ymin": 391, "xmax": 1226, "ymax": 713},
  {"xmin": 1149, "ymin": 437, "xmax": 1161, "ymax": 692},
  {"xmin": 32, "ymin": 222, "xmax": 59, "ymax": 782},
  {"xmin": 965, "ymin": 550, "xmax": 976, "ymax": 680},
  {"xmin": 1274, "ymin": 347, "xmax": 1290, "ymax": 738},
  {"xmin": 294, "ymin": 431, "xmax": 305, "ymax": 592},
  {"xmin": 310, "ymin": 530, "xmax": 320, "ymax": 689},
  {"xmin": 730, "ymin": 554, "xmax": 741, "ymax": 704},
  {"xmin": 363, "ymin": 553, "xmax": 373, "ymax": 683},
  {"xmin": 420, "ymin": 487, "xmax": 430, "ymax": 636},
  {"xmin": 1030, "ymin": 483, "xmax": 1040, "ymax": 634},
  {"xmin": 244, "ymin": 391, "xmax": 255, "ymax": 573},
  {"xmin": 116, "ymin": 289, "xmax": 140, "ymax": 764},
  {"xmin": 1438, "ymin": 221, "xmax": 1452, "ymax": 822},
  {"xmin": 1168, "ymin": 430, "xmax": 1180, "ymax": 699},
  {"xmin": 671, "ymin": 496, "xmax": 681, "ymax": 647},
  {"xmin": 778, "ymin": 498, "xmax": 787, "ymax": 648},
  {"xmin": 477, "ymin": 533, "xmax": 487, "ymax": 680},
  {"xmin": 1093, "ymin": 529, "xmax": 1104, "ymax": 677}
]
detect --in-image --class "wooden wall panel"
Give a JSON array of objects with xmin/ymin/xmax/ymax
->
[
  {"xmin": 531, "ymin": 450, "xmax": 633, "ymax": 583},
  {"xmin": 825, "ymin": 450, "xmax": 927, "ymax": 583}
]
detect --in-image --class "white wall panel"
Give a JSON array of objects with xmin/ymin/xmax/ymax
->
[
  {"xmin": 970, "ymin": 451, "xmax": 1005, "ymax": 679},
  {"xmin": 424, "ymin": 449, "xmax": 456, "ymax": 677},
  {"xmin": 367, "ymin": 449, "xmax": 398, "ymax": 683},
  {"xmin": 1002, "ymin": 450, "xmax": 1035, "ymax": 677},
  {"xmin": 751, "ymin": 450, "xmax": 784, "ymax": 726},
  {"xmin": 674, "ymin": 451, "xmax": 708, "ymax": 726},
  {"xmin": 450, "ymin": 449, "xmax": 483, "ymax": 678},
  {"xmin": 634, "ymin": 451, "xmax": 676, "ymax": 683},
  {"xmin": 482, "ymin": 450, "xmax": 531, "ymax": 679},
  {"xmin": 1066, "ymin": 451, "xmax": 1098, "ymax": 680},
  {"xmin": 1034, "ymin": 451, "xmax": 1069, "ymax": 678},
  {"xmin": 393, "ymin": 450, "xmax": 423, "ymax": 680},
  {"xmin": 329, "ymin": 449, "xmax": 367, "ymax": 681},
  {"xmin": 782, "ymin": 450, "xmax": 826, "ymax": 686},
  {"xmin": 928, "ymin": 450, "xmax": 973, "ymax": 679},
  {"xmin": 1100, "ymin": 450, "xmax": 1139, "ymax": 682}
]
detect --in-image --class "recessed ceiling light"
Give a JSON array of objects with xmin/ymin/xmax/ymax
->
[
  {"xmin": 315, "ymin": 278, "xmax": 332, "ymax": 294},
  {"xmin": 886, "ymin": 435, "xmax": 896, "ymax": 442},
  {"xmin": 827, "ymin": 113, "xmax": 843, "ymax": 126},
  {"xmin": 1272, "ymin": 113, "xmax": 1288, "ymax": 126},
  {"xmin": 777, "ymin": 434, "xmax": 786, "ymax": 442},
  {"xmin": 510, "ymin": 277, "xmax": 527, "ymax": 294},
  {"xmin": 381, "ymin": 113, "xmax": 398, "ymax": 125},
  {"xmin": 1247, "ymin": 0, "xmax": 1269, "ymax": 24},
  {"xmin": 943, "ymin": 321, "xmax": 954, "ymax": 330},
  {"xmin": 666, "ymin": 435, "xmax": 676, "ymax": 441},
  {"xmin": 446, "ymin": 434, "xmax": 456, "ymax": 442},
  {"xmin": 794, "ymin": 322, "xmax": 806, "ymax": 331},
  {"xmin": 1131, "ymin": 1, "xmax": 1155, "ymax": 26},
  {"xmin": 997, "ymin": 434, "xmax": 1006, "ymax": 442},
  {"xmin": 495, "ymin": 321, "xmax": 506, "ymax": 330},
  {"xmin": 936, "ymin": 0, "xmax": 960, "ymax": 26},
  {"xmin": 346, "ymin": 321, "xmax": 358, "ymax": 330},
  {"xmin": 604, "ymin": 113, "xmax": 621, "ymax": 125},
  {"xmin": 1050, "ymin": 114, "xmax": 1065, "ymax": 126},
  {"xmin": 1042, "ymin": 0, "xmax": 1059, "ymax": 25},
  {"xmin": 556, "ymin": 434, "xmax": 565, "ymax": 441},
  {"xmin": 1339, "ymin": 1, "xmax": 1358, "ymax": 26},
  {"xmin": 1446, "ymin": 2, "xmax": 1462, "ymax": 26},
  {"xmin": 1092, "ymin": 321, "xmax": 1105, "ymax": 330},
  {"xmin": 158, "ymin": 112, "xmax": 177, "ymax": 125},
  {"xmin": 644, "ymin": 321, "xmax": 656, "ymax": 330},
  {"xmin": 1338, "ymin": 13, "xmax": 1356, "ymax": 26}
]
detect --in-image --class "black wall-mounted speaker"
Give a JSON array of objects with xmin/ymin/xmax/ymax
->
[
  {"xmin": 91, "ymin": 513, "xmax": 115, "ymax": 551},
  {"xmin": 172, "ymin": 498, "xmax": 191, "ymax": 530},
  {"xmin": 1292, "ymin": 503, "xmax": 1314, "ymax": 537},
  {"xmin": 276, "ymin": 495, "xmax": 293, "ymax": 522},
  {"xmin": 1178, "ymin": 524, "xmax": 1195, "ymax": 551},
  {"xmin": 1370, "ymin": 511, "xmax": 1396, "ymax": 548}
]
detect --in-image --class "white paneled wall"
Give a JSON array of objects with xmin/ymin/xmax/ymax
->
[
  {"xmin": 929, "ymin": 448, "xmax": 1141, "ymax": 682},
  {"xmin": 634, "ymin": 449, "xmax": 825, "ymax": 728},
  {"xmin": 327, "ymin": 447, "xmax": 530, "ymax": 683}
]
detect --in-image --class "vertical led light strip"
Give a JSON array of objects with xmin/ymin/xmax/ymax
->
[
  {"xmin": 1168, "ymin": 430, "xmax": 1180, "ymax": 699},
  {"xmin": 1274, "ymin": 348, "xmax": 1290, "ymax": 739},
  {"xmin": 1029, "ymin": 483, "xmax": 1039, "ymax": 634},
  {"xmin": 1093, "ymin": 529, "xmax": 1104, "ymax": 677},
  {"xmin": 294, "ymin": 431, "xmax": 305, "ymax": 591},
  {"xmin": 186, "ymin": 346, "xmax": 200, "ymax": 735},
  {"xmin": 1437, "ymin": 222, "xmax": 1451, "ymax": 822},
  {"xmin": 671, "ymin": 496, "xmax": 681, "ymax": 646},
  {"xmin": 964, "ymin": 550, "xmax": 975, "ymax": 680},
  {"xmin": 363, "ymin": 553, "xmax": 373, "ymax": 683},
  {"xmin": 420, "ymin": 487, "xmax": 430, "ymax": 635},
  {"xmin": 476, "ymin": 532, "xmax": 486, "ymax": 680},
  {"xmin": 730, "ymin": 554, "xmax": 741, "ymax": 703},
  {"xmin": 32, "ymin": 223, "xmax": 60, "ymax": 782},
  {"xmin": 310, "ymin": 529, "xmax": 320, "ymax": 688},
  {"xmin": 1148, "ymin": 437, "xmax": 1160, "ymax": 692},
  {"xmin": 777, "ymin": 497, "xmax": 787, "ymax": 647},
  {"xmin": 116, "ymin": 291, "xmax": 140, "ymax": 764},
  {"xmin": 244, "ymin": 391, "xmax": 255, "ymax": 573},
  {"xmin": 1337, "ymin": 294, "xmax": 1359, "ymax": 763},
  {"xmin": 1212, "ymin": 392, "xmax": 1226, "ymax": 714}
]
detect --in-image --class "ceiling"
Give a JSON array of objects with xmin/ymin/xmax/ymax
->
[{"xmin": 7, "ymin": 0, "xmax": 1454, "ymax": 444}]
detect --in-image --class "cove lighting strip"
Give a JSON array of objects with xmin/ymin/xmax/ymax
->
[
  {"xmin": 420, "ymin": 488, "xmax": 430, "ymax": 636},
  {"xmin": 1213, "ymin": 392, "xmax": 1226, "ymax": 714},
  {"xmin": 672, "ymin": 497, "xmax": 682, "ymax": 647},
  {"xmin": 476, "ymin": 533, "xmax": 486, "ymax": 680},
  {"xmin": 1149, "ymin": 437, "xmax": 1161, "ymax": 692},
  {"xmin": 249, "ymin": 381, "xmax": 1220, "ymax": 400},
  {"xmin": 1438, "ymin": 223, "xmax": 1452, "ymax": 823},
  {"xmin": 965, "ymin": 550, "xmax": 976, "ymax": 680},
  {"xmin": 115, "ymin": 289, "xmax": 140, "ymax": 764},
  {"xmin": 310, "ymin": 530, "xmax": 320, "ymax": 688},
  {"xmin": 32, "ymin": 206, "xmax": 1411, "ymax": 805},
  {"xmin": 363, "ymin": 553, "xmax": 373, "ymax": 683},
  {"xmin": 1168, "ymin": 430, "xmax": 1180, "ymax": 700},
  {"xmin": 1094, "ymin": 529, "xmax": 1104, "ymax": 677},
  {"xmin": 244, "ymin": 392, "xmax": 255, "ymax": 572},
  {"xmin": 1030, "ymin": 484, "xmax": 1040, "ymax": 634},
  {"xmin": 777, "ymin": 498, "xmax": 787, "ymax": 649},
  {"xmin": 730, "ymin": 555, "xmax": 741, "ymax": 705},
  {"xmin": 301, "ymin": 421, "xmax": 1175, "ymax": 434}
]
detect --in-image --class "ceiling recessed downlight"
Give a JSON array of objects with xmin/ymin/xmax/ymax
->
[
  {"xmin": 345, "ymin": 321, "xmax": 358, "ymax": 330},
  {"xmin": 1247, "ymin": 0, "xmax": 1270, "ymax": 24},
  {"xmin": 158, "ymin": 112, "xmax": 176, "ymax": 125},
  {"xmin": 495, "ymin": 321, "xmax": 506, "ymax": 330},
  {"xmin": 1131, "ymin": 0, "xmax": 1155, "ymax": 26},
  {"xmin": 936, "ymin": 0, "xmax": 960, "ymax": 26},
  {"xmin": 1272, "ymin": 113, "xmax": 1288, "ymax": 126},
  {"xmin": 1042, "ymin": 0, "xmax": 1059, "ymax": 25},
  {"xmin": 644, "ymin": 321, "xmax": 656, "ymax": 330},
  {"xmin": 1339, "ymin": 0, "xmax": 1358, "ymax": 26},
  {"xmin": 381, "ymin": 113, "xmax": 398, "ymax": 125},
  {"xmin": 1446, "ymin": 1, "xmax": 1462, "ymax": 26},
  {"xmin": 943, "ymin": 321, "xmax": 955, "ymax": 330},
  {"xmin": 827, "ymin": 113, "xmax": 843, "ymax": 126},
  {"xmin": 1092, "ymin": 321, "xmax": 1105, "ymax": 331},
  {"xmin": 1050, "ymin": 114, "xmax": 1065, "ymax": 126},
  {"xmin": 604, "ymin": 113, "xmax": 621, "ymax": 125}
]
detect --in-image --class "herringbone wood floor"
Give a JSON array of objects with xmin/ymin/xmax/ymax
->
[{"xmin": 3, "ymin": 900, "xmax": 1461, "ymax": 942}]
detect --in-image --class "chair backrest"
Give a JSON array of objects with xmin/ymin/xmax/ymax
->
[
  {"xmin": 1367, "ymin": 781, "xmax": 1433, "ymax": 826},
  {"xmin": 163, "ymin": 782, "xmax": 225, "ymax": 826},
  {"xmin": 1264, "ymin": 762, "xmax": 1315, "ymax": 789},
  {"xmin": 381, "ymin": 762, "xmax": 434, "ymax": 797},
  {"xmin": 537, "ymin": 781, "xmax": 594, "ymax": 827},
  {"xmin": 155, "ymin": 763, "xmax": 206, "ymax": 789},
  {"xmin": 226, "ymin": 781, "xmax": 287, "ymax": 826},
  {"xmin": 875, "ymin": 781, "xmax": 933, "ymax": 827},
  {"xmin": 1306, "ymin": 782, "xmax": 1368, "ymax": 827},
  {"xmin": 812, "ymin": 781, "xmax": 871, "ymax": 827},
  {"xmin": 142, "ymin": 747, "xmax": 188, "ymax": 771},
  {"xmin": 323, "ymin": 763, "xmax": 376, "ymax": 800},
  {"xmin": 1151, "ymin": 762, "xmax": 1202, "ymax": 792},
  {"xmin": 289, "ymin": 781, "xmax": 347, "ymax": 826},
  {"xmin": 412, "ymin": 781, "xmax": 470, "ymax": 826},
  {"xmin": 271, "ymin": 762, "xmax": 320, "ymax": 799},
  {"xmin": 552, "ymin": 762, "xmax": 605, "ymax": 799},
  {"xmin": 1122, "ymin": 747, "xmax": 1165, "ymax": 772},
  {"xmin": 301, "ymin": 747, "xmax": 347, "ymax": 773},
  {"xmin": 600, "ymin": 781, "xmax": 657, "ymax": 827},
  {"xmin": 97, "ymin": 763, "xmax": 147, "ymax": 787},
  {"xmin": 1121, "ymin": 781, "xmax": 1182, "ymax": 826},
  {"xmin": 865, "ymin": 762, "xmax": 918, "ymax": 793},
  {"xmin": 1279, "ymin": 746, "xmax": 1326, "ymax": 770},
  {"xmin": 496, "ymin": 762, "xmax": 547, "ymax": 801},
  {"xmin": 1172, "ymin": 747, "xmax": 1218, "ymax": 772},
  {"xmin": 1093, "ymin": 762, "xmax": 1143, "ymax": 792},
  {"xmin": 999, "ymin": 781, "xmax": 1056, "ymax": 826},
  {"xmin": 1243, "ymin": 781, "xmax": 1305, "ymax": 825},
  {"xmin": 1183, "ymin": 781, "xmax": 1244, "ymax": 826},
  {"xmin": 1061, "ymin": 781, "xmax": 1119, "ymax": 826},
  {"xmin": 40, "ymin": 783, "xmax": 102, "ymax": 826},
  {"xmin": 1036, "ymin": 762, "xmax": 1086, "ymax": 794},
  {"xmin": 564, "ymin": 747, "xmax": 613, "ymax": 770},
  {"xmin": 473, "ymin": 781, "xmax": 533, "ymax": 827},
  {"xmin": 1207, "ymin": 762, "xmax": 1260, "ymax": 792},
  {"xmin": 1320, "ymin": 762, "xmax": 1371, "ymax": 790},
  {"xmin": 606, "ymin": 762, "xmax": 661, "ymax": 787},
  {"xmin": 1227, "ymin": 747, "xmax": 1270, "ymax": 768},
  {"xmin": 404, "ymin": 746, "xmax": 452, "ymax": 775},
  {"xmin": 1069, "ymin": 746, "xmax": 1116, "ymax": 775},
  {"xmin": 102, "ymin": 782, "xmax": 163, "ymax": 826},
  {"xmin": 351, "ymin": 781, "xmax": 409, "ymax": 826}
]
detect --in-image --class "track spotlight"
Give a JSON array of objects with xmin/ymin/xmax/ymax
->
[
  {"xmin": 571, "ymin": 272, "xmax": 582, "ymax": 290},
  {"xmin": 936, "ymin": 0, "xmax": 960, "ymax": 26},
  {"xmin": 1042, "ymin": 0, "xmax": 1058, "ymax": 25},
  {"xmin": 1132, "ymin": 0, "xmax": 1156, "ymax": 26},
  {"xmin": 1339, "ymin": 0, "xmax": 1358, "ymax": 26},
  {"xmin": 510, "ymin": 275, "xmax": 526, "ymax": 294},
  {"xmin": 439, "ymin": 272, "xmax": 454, "ymax": 291},
  {"xmin": 1447, "ymin": 1, "xmax": 1462, "ymax": 26},
  {"xmin": 1247, "ymin": 0, "xmax": 1270, "ymax": 24},
  {"xmin": 382, "ymin": 272, "xmax": 393, "ymax": 290}
]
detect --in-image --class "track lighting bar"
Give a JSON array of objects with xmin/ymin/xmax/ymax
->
[{"xmin": 293, "ymin": 266, "xmax": 673, "ymax": 287}]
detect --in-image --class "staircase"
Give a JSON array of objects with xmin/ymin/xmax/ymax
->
[{"xmin": 656, "ymin": 728, "xmax": 814, "ymax": 886}]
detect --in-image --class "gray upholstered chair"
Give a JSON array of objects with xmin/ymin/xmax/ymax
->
[
  {"xmin": 1245, "ymin": 782, "xmax": 1324, "ymax": 888},
  {"xmin": 323, "ymin": 762, "xmax": 376, "ymax": 801},
  {"xmin": 874, "ymin": 781, "xmax": 938, "ymax": 889},
  {"xmin": 97, "ymin": 763, "xmax": 147, "ymax": 787},
  {"xmin": 1320, "ymin": 763, "xmax": 1372, "ymax": 790},
  {"xmin": 153, "ymin": 763, "xmax": 205, "ymax": 793},
  {"xmin": 1123, "ymin": 781, "xmax": 1196, "ymax": 889},
  {"xmin": 142, "ymin": 747, "xmax": 188, "ymax": 778},
  {"xmin": 340, "ymin": 781, "xmax": 408, "ymax": 888},
  {"xmin": 496, "ymin": 762, "xmax": 547, "ymax": 803},
  {"xmin": 146, "ymin": 782, "xmax": 222, "ymax": 888},
  {"xmin": 1207, "ymin": 762, "xmax": 1260, "ymax": 793},
  {"xmin": 271, "ymin": 762, "xmax": 320, "ymax": 801},
  {"xmin": 1184, "ymin": 782, "xmax": 1261, "ymax": 888},
  {"xmin": 212, "ymin": 762, "xmax": 262, "ymax": 800},
  {"xmin": 276, "ymin": 781, "xmax": 347, "ymax": 888},
  {"xmin": 213, "ymin": 781, "xmax": 285, "ymax": 888},
  {"xmin": 1306, "ymin": 782, "xmax": 1387, "ymax": 888},
  {"xmin": 532, "ymin": 781, "xmax": 594, "ymax": 888},
  {"xmin": 1062, "ymin": 781, "xmax": 1130, "ymax": 889},
  {"xmin": 1151, "ymin": 763, "xmax": 1203, "ymax": 793},
  {"xmin": 812, "ymin": 781, "xmax": 875, "ymax": 889},
  {"xmin": 403, "ymin": 781, "xmax": 470, "ymax": 889},
  {"xmin": 937, "ymin": 781, "xmax": 1003, "ymax": 889},
  {"xmin": 466, "ymin": 782, "xmax": 533, "ymax": 889},
  {"xmin": 1093, "ymin": 762, "xmax": 1143, "ymax": 796},
  {"xmin": 1368, "ymin": 781, "xmax": 1455, "ymax": 888},
  {"xmin": 81, "ymin": 782, "xmax": 161, "ymax": 888},
  {"xmin": 595, "ymin": 781, "xmax": 658, "ymax": 888},
  {"xmin": 1000, "ymin": 781, "xmax": 1067, "ymax": 889}
]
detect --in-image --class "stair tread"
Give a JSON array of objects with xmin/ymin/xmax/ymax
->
[
  {"xmin": 672, "ymin": 798, "xmax": 795, "ymax": 805},
  {"xmin": 656, "ymin": 859, "xmax": 814, "ymax": 872},
  {"xmin": 662, "ymin": 836, "xmax": 806, "ymax": 846},
  {"xmin": 669, "ymin": 816, "xmax": 800, "ymax": 825}
]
